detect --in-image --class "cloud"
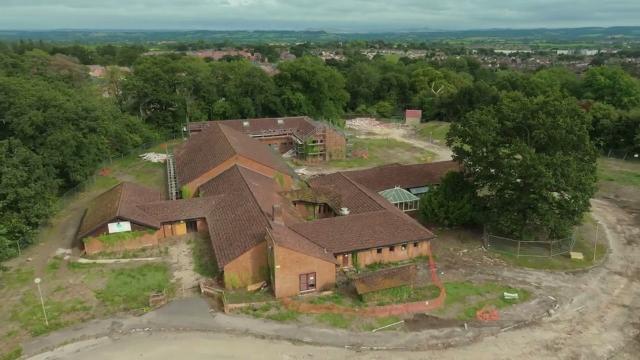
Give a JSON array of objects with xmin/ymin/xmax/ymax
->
[{"xmin": 0, "ymin": 0, "xmax": 637, "ymax": 30}]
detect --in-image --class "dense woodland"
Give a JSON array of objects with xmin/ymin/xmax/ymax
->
[{"xmin": 1, "ymin": 41, "xmax": 640, "ymax": 260}]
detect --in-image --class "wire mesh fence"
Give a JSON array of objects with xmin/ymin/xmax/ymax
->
[
  {"xmin": 603, "ymin": 149, "xmax": 640, "ymax": 162},
  {"xmin": 484, "ymin": 232, "xmax": 576, "ymax": 258}
]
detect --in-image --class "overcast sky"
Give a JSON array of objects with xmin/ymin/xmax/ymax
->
[{"xmin": 0, "ymin": 0, "xmax": 638, "ymax": 31}]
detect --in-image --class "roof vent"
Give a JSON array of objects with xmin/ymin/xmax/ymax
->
[
  {"xmin": 339, "ymin": 207, "xmax": 350, "ymax": 216},
  {"xmin": 242, "ymin": 120, "xmax": 250, "ymax": 127}
]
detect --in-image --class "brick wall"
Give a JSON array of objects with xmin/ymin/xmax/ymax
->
[
  {"xmin": 83, "ymin": 228, "xmax": 163, "ymax": 255},
  {"xmin": 324, "ymin": 127, "xmax": 347, "ymax": 160},
  {"xmin": 267, "ymin": 236, "xmax": 336, "ymax": 298},
  {"xmin": 223, "ymin": 241, "xmax": 269, "ymax": 289},
  {"xmin": 336, "ymin": 239, "xmax": 432, "ymax": 269}
]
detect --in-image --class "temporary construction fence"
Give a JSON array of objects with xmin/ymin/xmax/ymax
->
[{"xmin": 484, "ymin": 232, "xmax": 576, "ymax": 258}]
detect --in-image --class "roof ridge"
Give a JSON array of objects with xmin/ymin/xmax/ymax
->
[
  {"xmin": 115, "ymin": 182, "xmax": 127, "ymax": 217},
  {"xmin": 337, "ymin": 172, "xmax": 386, "ymax": 210},
  {"xmin": 216, "ymin": 123, "xmax": 239, "ymax": 156},
  {"xmin": 228, "ymin": 164, "xmax": 273, "ymax": 229}
]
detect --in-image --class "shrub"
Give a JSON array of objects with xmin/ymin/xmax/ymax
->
[{"xmin": 420, "ymin": 171, "xmax": 478, "ymax": 227}]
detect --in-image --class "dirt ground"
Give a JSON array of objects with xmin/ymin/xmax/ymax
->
[
  {"xmin": 24, "ymin": 198, "xmax": 640, "ymax": 359},
  {"xmin": 295, "ymin": 118, "xmax": 453, "ymax": 176}
]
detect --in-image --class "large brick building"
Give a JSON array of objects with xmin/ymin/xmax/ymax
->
[
  {"xmin": 77, "ymin": 119, "xmax": 457, "ymax": 298},
  {"xmin": 188, "ymin": 116, "xmax": 347, "ymax": 162}
]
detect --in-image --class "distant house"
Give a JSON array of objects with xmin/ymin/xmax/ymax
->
[{"xmin": 405, "ymin": 109, "xmax": 422, "ymax": 125}]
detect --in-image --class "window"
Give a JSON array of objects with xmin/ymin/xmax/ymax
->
[
  {"xmin": 413, "ymin": 242, "xmax": 419, "ymax": 248},
  {"xmin": 299, "ymin": 272, "xmax": 316, "ymax": 292},
  {"xmin": 376, "ymin": 248, "xmax": 383, "ymax": 254},
  {"xmin": 401, "ymin": 243, "xmax": 407, "ymax": 251},
  {"xmin": 389, "ymin": 246, "xmax": 395, "ymax": 252}
]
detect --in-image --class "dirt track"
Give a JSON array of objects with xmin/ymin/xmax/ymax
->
[{"xmin": 25, "ymin": 198, "xmax": 640, "ymax": 359}]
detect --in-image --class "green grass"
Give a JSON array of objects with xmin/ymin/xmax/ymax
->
[
  {"xmin": 224, "ymin": 289, "xmax": 275, "ymax": 304},
  {"xmin": 0, "ymin": 346, "xmax": 22, "ymax": 360},
  {"xmin": 95, "ymin": 263, "xmax": 172, "ymax": 312},
  {"xmin": 315, "ymin": 313, "xmax": 355, "ymax": 329},
  {"xmin": 238, "ymin": 303, "xmax": 299, "ymax": 322},
  {"xmin": 417, "ymin": 121, "xmax": 451, "ymax": 144},
  {"xmin": 362, "ymin": 256, "xmax": 429, "ymax": 272},
  {"xmin": 494, "ymin": 214, "xmax": 607, "ymax": 270},
  {"xmin": 441, "ymin": 281, "xmax": 530, "ymax": 320},
  {"xmin": 45, "ymin": 258, "xmax": 62, "ymax": 274},
  {"xmin": 190, "ymin": 236, "xmax": 219, "ymax": 278},
  {"xmin": 0, "ymin": 267, "xmax": 35, "ymax": 290},
  {"xmin": 598, "ymin": 158, "xmax": 640, "ymax": 188},
  {"xmin": 328, "ymin": 137, "xmax": 435, "ymax": 169},
  {"xmin": 362, "ymin": 285, "xmax": 441, "ymax": 305},
  {"xmin": 10, "ymin": 293, "xmax": 91, "ymax": 336},
  {"xmin": 360, "ymin": 316, "xmax": 403, "ymax": 331},
  {"xmin": 306, "ymin": 292, "xmax": 365, "ymax": 308}
]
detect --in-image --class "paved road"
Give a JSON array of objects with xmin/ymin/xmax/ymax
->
[{"xmin": 25, "ymin": 199, "xmax": 640, "ymax": 360}]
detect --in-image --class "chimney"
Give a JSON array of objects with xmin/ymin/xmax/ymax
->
[{"xmin": 272, "ymin": 204, "xmax": 284, "ymax": 225}]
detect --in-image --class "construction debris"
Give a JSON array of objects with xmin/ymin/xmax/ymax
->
[
  {"xmin": 570, "ymin": 251, "xmax": 585, "ymax": 260},
  {"xmin": 139, "ymin": 152, "xmax": 169, "ymax": 163}
]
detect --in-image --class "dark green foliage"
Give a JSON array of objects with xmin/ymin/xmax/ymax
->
[
  {"xmin": 448, "ymin": 92, "xmax": 598, "ymax": 239},
  {"xmin": 275, "ymin": 56, "xmax": 349, "ymax": 124},
  {"xmin": 582, "ymin": 66, "xmax": 640, "ymax": 110},
  {"xmin": 0, "ymin": 50, "xmax": 157, "ymax": 261},
  {"xmin": 0, "ymin": 139, "xmax": 57, "ymax": 260},
  {"xmin": 420, "ymin": 171, "xmax": 478, "ymax": 227}
]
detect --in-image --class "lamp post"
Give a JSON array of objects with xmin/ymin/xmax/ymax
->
[
  {"xmin": 593, "ymin": 222, "xmax": 599, "ymax": 262},
  {"xmin": 34, "ymin": 278, "xmax": 49, "ymax": 327}
]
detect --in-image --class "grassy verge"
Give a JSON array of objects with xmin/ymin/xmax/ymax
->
[
  {"xmin": 327, "ymin": 137, "xmax": 435, "ymax": 169},
  {"xmin": 598, "ymin": 157, "xmax": 640, "ymax": 188},
  {"xmin": 494, "ymin": 214, "xmax": 607, "ymax": 270},
  {"xmin": 0, "ymin": 346, "xmax": 22, "ymax": 360},
  {"xmin": 95, "ymin": 263, "xmax": 172, "ymax": 312},
  {"xmin": 190, "ymin": 236, "xmax": 218, "ymax": 278},
  {"xmin": 224, "ymin": 289, "xmax": 274, "ymax": 304},
  {"xmin": 416, "ymin": 121, "xmax": 451, "ymax": 144},
  {"xmin": 10, "ymin": 293, "xmax": 92, "ymax": 336},
  {"xmin": 315, "ymin": 313, "xmax": 355, "ymax": 329},
  {"xmin": 237, "ymin": 302, "xmax": 299, "ymax": 322},
  {"xmin": 439, "ymin": 281, "xmax": 530, "ymax": 320},
  {"xmin": 363, "ymin": 285, "xmax": 440, "ymax": 305}
]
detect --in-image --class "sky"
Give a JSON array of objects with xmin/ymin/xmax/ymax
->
[{"xmin": 0, "ymin": 0, "xmax": 638, "ymax": 31}]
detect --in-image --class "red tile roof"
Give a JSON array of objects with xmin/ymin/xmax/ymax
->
[
  {"xmin": 269, "ymin": 224, "xmax": 338, "ymax": 264},
  {"xmin": 188, "ymin": 117, "xmax": 319, "ymax": 139},
  {"xmin": 289, "ymin": 210, "xmax": 434, "ymax": 254},
  {"xmin": 77, "ymin": 182, "xmax": 163, "ymax": 239},
  {"xmin": 405, "ymin": 109, "xmax": 422, "ymax": 119},
  {"xmin": 174, "ymin": 122, "xmax": 292, "ymax": 186},
  {"xmin": 340, "ymin": 161, "xmax": 461, "ymax": 192}
]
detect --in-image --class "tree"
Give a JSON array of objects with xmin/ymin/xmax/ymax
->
[
  {"xmin": 420, "ymin": 171, "xmax": 478, "ymax": 227},
  {"xmin": 275, "ymin": 56, "xmax": 349, "ymax": 124},
  {"xmin": 0, "ymin": 139, "xmax": 58, "ymax": 260},
  {"xmin": 582, "ymin": 66, "xmax": 640, "ymax": 110},
  {"xmin": 448, "ymin": 92, "xmax": 597, "ymax": 239}
]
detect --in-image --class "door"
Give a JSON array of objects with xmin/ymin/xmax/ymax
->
[
  {"xmin": 342, "ymin": 254, "xmax": 349, "ymax": 267},
  {"xmin": 299, "ymin": 272, "xmax": 316, "ymax": 292}
]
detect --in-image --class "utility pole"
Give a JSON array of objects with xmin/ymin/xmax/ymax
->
[{"xmin": 34, "ymin": 278, "xmax": 49, "ymax": 326}]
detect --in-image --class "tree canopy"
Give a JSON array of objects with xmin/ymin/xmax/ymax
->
[{"xmin": 448, "ymin": 92, "xmax": 598, "ymax": 239}]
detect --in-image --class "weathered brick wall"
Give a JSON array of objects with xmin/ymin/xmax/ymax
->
[
  {"xmin": 324, "ymin": 127, "xmax": 346, "ymax": 160},
  {"xmin": 337, "ymin": 239, "xmax": 432, "ymax": 269},
  {"xmin": 223, "ymin": 241, "xmax": 269, "ymax": 289},
  {"xmin": 271, "ymin": 243, "xmax": 336, "ymax": 298},
  {"xmin": 83, "ymin": 228, "xmax": 163, "ymax": 255}
]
